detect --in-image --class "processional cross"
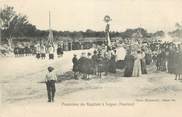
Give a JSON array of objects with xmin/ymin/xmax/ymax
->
[{"xmin": 104, "ymin": 15, "xmax": 112, "ymax": 47}]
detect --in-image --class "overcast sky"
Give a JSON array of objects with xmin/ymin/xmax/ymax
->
[{"xmin": 0, "ymin": 0, "xmax": 182, "ymax": 32}]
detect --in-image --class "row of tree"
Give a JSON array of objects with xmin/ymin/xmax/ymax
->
[{"xmin": 0, "ymin": 6, "xmax": 166, "ymax": 43}]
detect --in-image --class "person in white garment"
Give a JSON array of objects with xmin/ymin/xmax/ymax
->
[
  {"xmin": 40, "ymin": 44, "xmax": 46, "ymax": 59},
  {"xmin": 132, "ymin": 50, "xmax": 142, "ymax": 77},
  {"xmin": 48, "ymin": 45, "xmax": 54, "ymax": 60}
]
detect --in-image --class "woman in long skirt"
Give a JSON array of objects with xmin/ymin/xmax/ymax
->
[
  {"xmin": 132, "ymin": 51, "xmax": 142, "ymax": 77},
  {"xmin": 168, "ymin": 46, "xmax": 176, "ymax": 74},
  {"xmin": 109, "ymin": 53, "xmax": 117, "ymax": 73},
  {"xmin": 124, "ymin": 50, "xmax": 134, "ymax": 77},
  {"xmin": 174, "ymin": 47, "xmax": 182, "ymax": 80},
  {"xmin": 72, "ymin": 54, "xmax": 79, "ymax": 80},
  {"xmin": 141, "ymin": 50, "xmax": 147, "ymax": 74}
]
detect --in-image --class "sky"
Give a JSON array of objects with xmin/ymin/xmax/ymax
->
[{"xmin": 0, "ymin": 0, "xmax": 182, "ymax": 32}]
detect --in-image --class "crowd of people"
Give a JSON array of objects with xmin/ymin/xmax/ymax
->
[
  {"xmin": 13, "ymin": 45, "xmax": 35, "ymax": 57},
  {"xmin": 152, "ymin": 42, "xmax": 182, "ymax": 80},
  {"xmin": 42, "ymin": 40, "xmax": 182, "ymax": 103},
  {"xmin": 124, "ymin": 41, "xmax": 182, "ymax": 80},
  {"xmin": 7, "ymin": 38, "xmax": 182, "ymax": 103},
  {"xmin": 8, "ymin": 37, "xmax": 182, "ymax": 82},
  {"xmin": 72, "ymin": 45, "xmax": 118, "ymax": 79},
  {"xmin": 71, "ymin": 40, "xmax": 153, "ymax": 80},
  {"xmin": 71, "ymin": 39, "xmax": 182, "ymax": 81}
]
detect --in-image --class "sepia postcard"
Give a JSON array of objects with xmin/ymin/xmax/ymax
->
[{"xmin": 0, "ymin": 0, "xmax": 182, "ymax": 117}]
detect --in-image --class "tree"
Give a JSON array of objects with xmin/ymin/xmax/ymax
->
[
  {"xmin": 0, "ymin": 6, "xmax": 16, "ymax": 29},
  {"xmin": 153, "ymin": 30, "xmax": 165, "ymax": 38},
  {"xmin": 175, "ymin": 22, "xmax": 182, "ymax": 30},
  {"xmin": 0, "ymin": 6, "xmax": 37, "ymax": 41},
  {"xmin": 168, "ymin": 22, "xmax": 182, "ymax": 39}
]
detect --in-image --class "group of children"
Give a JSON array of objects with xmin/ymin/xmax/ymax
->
[
  {"xmin": 14, "ymin": 45, "xmax": 35, "ymax": 57},
  {"xmin": 35, "ymin": 44, "xmax": 64, "ymax": 60}
]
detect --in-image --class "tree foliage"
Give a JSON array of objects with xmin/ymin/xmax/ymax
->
[
  {"xmin": 168, "ymin": 22, "xmax": 182, "ymax": 39},
  {"xmin": 0, "ymin": 6, "xmax": 37, "ymax": 40}
]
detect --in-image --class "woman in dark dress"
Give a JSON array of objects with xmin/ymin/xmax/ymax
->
[
  {"xmin": 156, "ymin": 52, "xmax": 162, "ymax": 71},
  {"xmin": 97, "ymin": 53, "xmax": 104, "ymax": 78},
  {"xmin": 57, "ymin": 45, "xmax": 64, "ymax": 58},
  {"xmin": 109, "ymin": 51, "xmax": 117, "ymax": 73},
  {"xmin": 92, "ymin": 50, "xmax": 98, "ymax": 75},
  {"xmin": 145, "ymin": 51, "xmax": 152, "ymax": 65},
  {"xmin": 124, "ymin": 50, "xmax": 134, "ymax": 77},
  {"xmin": 174, "ymin": 45, "xmax": 182, "ymax": 80},
  {"xmin": 72, "ymin": 54, "xmax": 79, "ymax": 79},
  {"xmin": 141, "ymin": 50, "xmax": 147, "ymax": 74},
  {"xmin": 78, "ymin": 53, "xmax": 93, "ymax": 79},
  {"xmin": 168, "ymin": 47, "xmax": 176, "ymax": 74}
]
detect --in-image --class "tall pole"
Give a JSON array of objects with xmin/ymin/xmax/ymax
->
[
  {"xmin": 49, "ymin": 11, "xmax": 51, "ymax": 30},
  {"xmin": 48, "ymin": 11, "xmax": 54, "ymax": 47}
]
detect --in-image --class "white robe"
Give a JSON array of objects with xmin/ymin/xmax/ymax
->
[{"xmin": 132, "ymin": 53, "xmax": 142, "ymax": 77}]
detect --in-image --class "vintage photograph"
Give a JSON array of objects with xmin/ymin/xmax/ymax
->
[{"xmin": 0, "ymin": 0, "xmax": 182, "ymax": 116}]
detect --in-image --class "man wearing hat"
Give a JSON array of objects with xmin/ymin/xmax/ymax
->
[{"xmin": 45, "ymin": 66, "xmax": 57, "ymax": 102}]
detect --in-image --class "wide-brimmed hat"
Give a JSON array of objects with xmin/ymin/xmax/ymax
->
[{"xmin": 48, "ymin": 66, "xmax": 54, "ymax": 71}]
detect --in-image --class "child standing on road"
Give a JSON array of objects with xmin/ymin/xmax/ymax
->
[{"xmin": 45, "ymin": 66, "xmax": 57, "ymax": 102}]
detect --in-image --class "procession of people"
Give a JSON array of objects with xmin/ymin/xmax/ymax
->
[
  {"xmin": 2, "ymin": 13, "xmax": 182, "ymax": 103},
  {"xmin": 11, "ymin": 35, "xmax": 182, "ymax": 82},
  {"xmin": 12, "ymin": 42, "xmax": 65, "ymax": 60},
  {"xmin": 2, "ymin": 30, "xmax": 182, "ymax": 104}
]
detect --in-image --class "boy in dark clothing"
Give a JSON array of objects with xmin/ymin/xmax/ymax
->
[{"xmin": 72, "ymin": 54, "xmax": 79, "ymax": 79}]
